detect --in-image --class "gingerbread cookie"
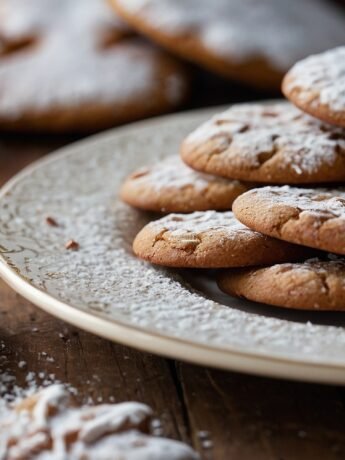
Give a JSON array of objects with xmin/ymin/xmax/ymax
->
[
  {"xmin": 218, "ymin": 258, "xmax": 345, "ymax": 311},
  {"xmin": 233, "ymin": 186, "xmax": 345, "ymax": 255},
  {"xmin": 121, "ymin": 156, "xmax": 251, "ymax": 212},
  {"xmin": 283, "ymin": 46, "xmax": 345, "ymax": 128},
  {"xmin": 133, "ymin": 210, "xmax": 313, "ymax": 268},
  {"xmin": 181, "ymin": 102, "xmax": 345, "ymax": 184},
  {"xmin": 0, "ymin": 384, "xmax": 199, "ymax": 459},
  {"xmin": 0, "ymin": 0, "xmax": 188, "ymax": 132},
  {"xmin": 110, "ymin": 0, "xmax": 345, "ymax": 89}
]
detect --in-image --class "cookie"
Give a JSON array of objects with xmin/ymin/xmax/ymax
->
[
  {"xmin": 181, "ymin": 102, "xmax": 345, "ymax": 184},
  {"xmin": 133, "ymin": 210, "xmax": 313, "ymax": 268},
  {"xmin": 0, "ymin": 384, "xmax": 199, "ymax": 459},
  {"xmin": 0, "ymin": 0, "xmax": 189, "ymax": 132},
  {"xmin": 283, "ymin": 46, "xmax": 345, "ymax": 128},
  {"xmin": 121, "ymin": 156, "xmax": 251, "ymax": 212},
  {"xmin": 233, "ymin": 186, "xmax": 345, "ymax": 255},
  {"xmin": 110, "ymin": 0, "xmax": 345, "ymax": 89},
  {"xmin": 218, "ymin": 258, "xmax": 345, "ymax": 311}
]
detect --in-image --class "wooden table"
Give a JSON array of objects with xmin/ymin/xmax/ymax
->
[{"xmin": 1, "ymin": 135, "xmax": 345, "ymax": 460}]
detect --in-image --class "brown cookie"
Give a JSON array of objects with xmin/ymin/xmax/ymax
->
[
  {"xmin": 181, "ymin": 102, "xmax": 345, "ymax": 184},
  {"xmin": 121, "ymin": 156, "xmax": 251, "ymax": 212},
  {"xmin": 233, "ymin": 186, "xmax": 345, "ymax": 255},
  {"xmin": 0, "ymin": 385, "xmax": 198, "ymax": 459},
  {"xmin": 133, "ymin": 211, "xmax": 313, "ymax": 268},
  {"xmin": 110, "ymin": 0, "xmax": 345, "ymax": 90},
  {"xmin": 283, "ymin": 47, "xmax": 345, "ymax": 128},
  {"xmin": 218, "ymin": 258, "xmax": 345, "ymax": 311},
  {"xmin": 0, "ymin": 0, "xmax": 189, "ymax": 132}
]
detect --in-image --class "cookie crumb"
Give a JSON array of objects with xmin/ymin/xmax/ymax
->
[
  {"xmin": 46, "ymin": 216, "xmax": 58, "ymax": 227},
  {"xmin": 65, "ymin": 239, "xmax": 79, "ymax": 250}
]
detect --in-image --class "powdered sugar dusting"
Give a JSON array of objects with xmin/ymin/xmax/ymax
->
[
  {"xmin": 184, "ymin": 102, "xmax": 345, "ymax": 175},
  {"xmin": 149, "ymin": 210, "xmax": 251, "ymax": 237},
  {"xmin": 115, "ymin": 0, "xmax": 345, "ymax": 71},
  {"xmin": 285, "ymin": 46, "xmax": 345, "ymax": 112},
  {"xmin": 0, "ymin": 385, "xmax": 198, "ymax": 459},
  {"xmin": 1, "ymin": 110, "xmax": 345, "ymax": 372},
  {"xmin": 251, "ymin": 186, "xmax": 345, "ymax": 219},
  {"xmin": 0, "ymin": 0, "xmax": 186, "ymax": 120},
  {"xmin": 129, "ymin": 156, "xmax": 233, "ymax": 192}
]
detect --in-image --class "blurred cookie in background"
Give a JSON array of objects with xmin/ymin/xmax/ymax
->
[
  {"xmin": 110, "ymin": 0, "xmax": 345, "ymax": 90},
  {"xmin": 0, "ymin": 0, "xmax": 189, "ymax": 132}
]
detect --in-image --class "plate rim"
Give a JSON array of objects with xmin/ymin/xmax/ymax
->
[{"xmin": 2, "ymin": 106, "xmax": 345, "ymax": 385}]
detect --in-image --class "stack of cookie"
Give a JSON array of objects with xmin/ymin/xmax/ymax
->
[{"xmin": 122, "ymin": 46, "xmax": 345, "ymax": 312}]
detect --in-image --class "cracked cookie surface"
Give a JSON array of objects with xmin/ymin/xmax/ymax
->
[
  {"xmin": 218, "ymin": 258, "xmax": 345, "ymax": 310},
  {"xmin": 233, "ymin": 186, "xmax": 345, "ymax": 255},
  {"xmin": 181, "ymin": 102, "xmax": 345, "ymax": 184},
  {"xmin": 121, "ymin": 156, "xmax": 251, "ymax": 212},
  {"xmin": 133, "ymin": 211, "xmax": 313, "ymax": 268},
  {"xmin": 283, "ymin": 47, "xmax": 345, "ymax": 128}
]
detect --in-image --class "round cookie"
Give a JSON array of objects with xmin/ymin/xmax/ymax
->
[
  {"xmin": 133, "ymin": 210, "xmax": 313, "ymax": 268},
  {"xmin": 121, "ymin": 156, "xmax": 251, "ymax": 212},
  {"xmin": 218, "ymin": 258, "xmax": 345, "ymax": 311},
  {"xmin": 110, "ymin": 0, "xmax": 345, "ymax": 90},
  {"xmin": 233, "ymin": 186, "xmax": 345, "ymax": 255},
  {"xmin": 181, "ymin": 102, "xmax": 345, "ymax": 184},
  {"xmin": 283, "ymin": 46, "xmax": 345, "ymax": 128},
  {"xmin": 0, "ymin": 0, "xmax": 188, "ymax": 132}
]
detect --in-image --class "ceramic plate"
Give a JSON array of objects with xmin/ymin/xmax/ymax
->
[{"xmin": 2, "ymin": 106, "xmax": 345, "ymax": 385}]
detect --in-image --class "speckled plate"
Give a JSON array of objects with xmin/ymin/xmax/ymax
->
[{"xmin": 2, "ymin": 106, "xmax": 345, "ymax": 385}]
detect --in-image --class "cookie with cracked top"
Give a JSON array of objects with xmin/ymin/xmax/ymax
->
[
  {"xmin": 121, "ymin": 156, "xmax": 251, "ymax": 212},
  {"xmin": 233, "ymin": 186, "xmax": 345, "ymax": 255},
  {"xmin": 218, "ymin": 258, "xmax": 345, "ymax": 311},
  {"xmin": 283, "ymin": 47, "xmax": 345, "ymax": 128},
  {"xmin": 181, "ymin": 102, "xmax": 345, "ymax": 184},
  {"xmin": 133, "ymin": 211, "xmax": 314, "ymax": 268},
  {"xmin": 110, "ymin": 0, "xmax": 345, "ymax": 90}
]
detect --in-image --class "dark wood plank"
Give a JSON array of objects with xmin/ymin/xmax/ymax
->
[
  {"xmin": 0, "ymin": 279, "xmax": 190, "ymax": 444},
  {"xmin": 179, "ymin": 363, "xmax": 345, "ymax": 460}
]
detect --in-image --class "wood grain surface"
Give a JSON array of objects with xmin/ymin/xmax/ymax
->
[{"xmin": 1, "ymin": 136, "xmax": 345, "ymax": 460}]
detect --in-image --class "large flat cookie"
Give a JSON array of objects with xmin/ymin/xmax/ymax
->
[
  {"xmin": 121, "ymin": 156, "xmax": 251, "ymax": 212},
  {"xmin": 218, "ymin": 258, "xmax": 345, "ymax": 311},
  {"xmin": 283, "ymin": 46, "xmax": 345, "ymax": 128},
  {"xmin": 181, "ymin": 102, "xmax": 345, "ymax": 184},
  {"xmin": 133, "ymin": 211, "xmax": 313, "ymax": 268},
  {"xmin": 0, "ymin": 0, "xmax": 188, "ymax": 132},
  {"xmin": 233, "ymin": 186, "xmax": 345, "ymax": 255},
  {"xmin": 110, "ymin": 0, "xmax": 345, "ymax": 89}
]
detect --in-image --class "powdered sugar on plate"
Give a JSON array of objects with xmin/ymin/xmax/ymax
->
[{"xmin": 1, "ymin": 109, "xmax": 345, "ymax": 377}]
